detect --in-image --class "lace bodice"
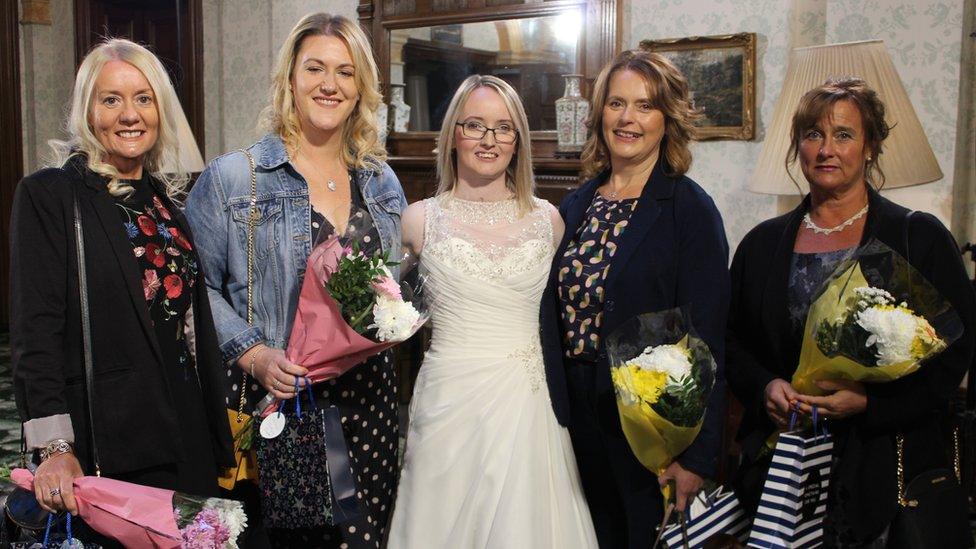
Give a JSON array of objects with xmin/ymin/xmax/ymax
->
[{"xmin": 423, "ymin": 194, "xmax": 554, "ymax": 282}]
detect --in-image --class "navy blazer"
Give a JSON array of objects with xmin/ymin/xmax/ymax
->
[{"xmin": 540, "ymin": 158, "xmax": 731, "ymax": 478}]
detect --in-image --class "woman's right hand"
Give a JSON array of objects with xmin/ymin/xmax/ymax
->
[
  {"xmin": 239, "ymin": 344, "xmax": 308, "ymax": 400},
  {"xmin": 33, "ymin": 452, "xmax": 83, "ymax": 515},
  {"xmin": 764, "ymin": 378, "xmax": 799, "ymax": 428}
]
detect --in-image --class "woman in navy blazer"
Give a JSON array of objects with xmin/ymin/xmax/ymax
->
[{"xmin": 540, "ymin": 49, "xmax": 730, "ymax": 548}]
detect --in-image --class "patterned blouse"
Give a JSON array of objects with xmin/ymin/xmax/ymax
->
[
  {"xmin": 788, "ymin": 247, "xmax": 856, "ymax": 337},
  {"xmin": 557, "ymin": 193, "xmax": 638, "ymax": 361}
]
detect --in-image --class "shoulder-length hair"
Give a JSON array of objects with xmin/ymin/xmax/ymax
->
[
  {"xmin": 435, "ymin": 74, "xmax": 536, "ymax": 216},
  {"xmin": 581, "ymin": 49, "xmax": 701, "ymax": 179},
  {"xmin": 262, "ymin": 12, "xmax": 385, "ymax": 171},
  {"xmin": 49, "ymin": 38, "xmax": 189, "ymax": 200},
  {"xmin": 786, "ymin": 77, "xmax": 891, "ymax": 189}
]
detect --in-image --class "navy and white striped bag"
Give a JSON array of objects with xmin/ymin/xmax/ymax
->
[
  {"xmin": 747, "ymin": 409, "xmax": 832, "ymax": 548},
  {"xmin": 661, "ymin": 488, "xmax": 750, "ymax": 548}
]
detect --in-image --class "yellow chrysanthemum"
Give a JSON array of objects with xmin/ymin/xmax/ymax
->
[{"xmin": 611, "ymin": 364, "xmax": 668, "ymax": 408}]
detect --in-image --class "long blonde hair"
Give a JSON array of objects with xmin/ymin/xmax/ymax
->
[
  {"xmin": 435, "ymin": 75, "xmax": 536, "ymax": 216},
  {"xmin": 581, "ymin": 49, "xmax": 701, "ymax": 179},
  {"xmin": 262, "ymin": 12, "xmax": 385, "ymax": 171},
  {"xmin": 49, "ymin": 38, "xmax": 189, "ymax": 200}
]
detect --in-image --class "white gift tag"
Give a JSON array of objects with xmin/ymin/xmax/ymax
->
[
  {"xmin": 61, "ymin": 539, "xmax": 85, "ymax": 549},
  {"xmin": 260, "ymin": 411, "xmax": 286, "ymax": 439}
]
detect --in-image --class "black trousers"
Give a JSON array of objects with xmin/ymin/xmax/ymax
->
[{"xmin": 565, "ymin": 358, "xmax": 664, "ymax": 549}]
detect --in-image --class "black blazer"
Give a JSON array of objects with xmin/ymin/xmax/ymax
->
[
  {"xmin": 10, "ymin": 155, "xmax": 234, "ymax": 475},
  {"xmin": 540, "ymin": 158, "xmax": 731, "ymax": 478},
  {"xmin": 727, "ymin": 188, "xmax": 976, "ymax": 539}
]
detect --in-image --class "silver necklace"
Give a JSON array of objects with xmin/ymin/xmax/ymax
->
[
  {"xmin": 803, "ymin": 204, "xmax": 869, "ymax": 235},
  {"xmin": 606, "ymin": 179, "xmax": 636, "ymax": 200},
  {"xmin": 293, "ymin": 149, "xmax": 338, "ymax": 191}
]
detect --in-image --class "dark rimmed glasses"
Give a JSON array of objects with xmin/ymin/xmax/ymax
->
[{"xmin": 455, "ymin": 120, "xmax": 519, "ymax": 144}]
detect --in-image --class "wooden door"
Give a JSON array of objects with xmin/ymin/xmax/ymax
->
[
  {"xmin": 0, "ymin": 0, "xmax": 23, "ymax": 329},
  {"xmin": 74, "ymin": 0, "xmax": 204, "ymax": 148}
]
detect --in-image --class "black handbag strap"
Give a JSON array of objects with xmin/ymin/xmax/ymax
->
[{"xmin": 73, "ymin": 193, "xmax": 100, "ymax": 476}]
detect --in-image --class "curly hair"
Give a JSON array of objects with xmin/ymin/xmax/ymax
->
[
  {"xmin": 581, "ymin": 49, "xmax": 701, "ymax": 179},
  {"xmin": 786, "ymin": 77, "xmax": 892, "ymax": 189},
  {"xmin": 262, "ymin": 13, "xmax": 385, "ymax": 171}
]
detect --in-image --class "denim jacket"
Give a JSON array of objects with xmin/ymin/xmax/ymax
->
[{"xmin": 184, "ymin": 134, "xmax": 407, "ymax": 365}]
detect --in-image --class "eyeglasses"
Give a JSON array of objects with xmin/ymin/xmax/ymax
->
[{"xmin": 455, "ymin": 120, "xmax": 519, "ymax": 144}]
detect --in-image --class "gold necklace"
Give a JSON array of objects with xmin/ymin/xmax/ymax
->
[{"xmin": 606, "ymin": 178, "xmax": 637, "ymax": 200}]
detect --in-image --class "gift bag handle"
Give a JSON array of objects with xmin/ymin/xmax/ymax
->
[
  {"xmin": 789, "ymin": 404, "xmax": 829, "ymax": 438},
  {"xmin": 291, "ymin": 377, "xmax": 317, "ymax": 419},
  {"xmin": 42, "ymin": 511, "xmax": 72, "ymax": 548}
]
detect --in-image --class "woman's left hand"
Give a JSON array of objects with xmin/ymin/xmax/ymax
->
[
  {"xmin": 794, "ymin": 379, "xmax": 867, "ymax": 419},
  {"xmin": 658, "ymin": 461, "xmax": 704, "ymax": 512}
]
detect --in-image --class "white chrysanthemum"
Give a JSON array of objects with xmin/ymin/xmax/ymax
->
[
  {"xmin": 202, "ymin": 497, "xmax": 248, "ymax": 547},
  {"xmin": 370, "ymin": 294, "xmax": 420, "ymax": 341},
  {"xmin": 856, "ymin": 306, "xmax": 918, "ymax": 365},
  {"xmin": 854, "ymin": 286, "xmax": 895, "ymax": 307},
  {"xmin": 628, "ymin": 344, "xmax": 693, "ymax": 383}
]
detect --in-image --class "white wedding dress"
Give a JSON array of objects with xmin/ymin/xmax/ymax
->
[{"xmin": 386, "ymin": 195, "xmax": 597, "ymax": 549}]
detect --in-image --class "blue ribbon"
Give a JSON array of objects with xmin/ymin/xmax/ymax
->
[{"xmin": 42, "ymin": 511, "xmax": 73, "ymax": 548}]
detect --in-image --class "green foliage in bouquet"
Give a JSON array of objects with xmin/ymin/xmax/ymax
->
[
  {"xmin": 815, "ymin": 311, "xmax": 877, "ymax": 366},
  {"xmin": 325, "ymin": 243, "xmax": 398, "ymax": 334},
  {"xmin": 653, "ymin": 346, "xmax": 710, "ymax": 428}
]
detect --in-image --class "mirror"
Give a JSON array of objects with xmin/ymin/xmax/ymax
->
[{"xmin": 388, "ymin": 9, "xmax": 583, "ymax": 132}]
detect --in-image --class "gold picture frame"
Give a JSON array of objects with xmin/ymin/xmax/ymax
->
[{"xmin": 640, "ymin": 32, "xmax": 757, "ymax": 140}]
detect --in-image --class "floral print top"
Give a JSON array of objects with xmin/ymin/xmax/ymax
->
[
  {"xmin": 114, "ymin": 175, "xmax": 198, "ymax": 376},
  {"xmin": 557, "ymin": 193, "xmax": 638, "ymax": 361}
]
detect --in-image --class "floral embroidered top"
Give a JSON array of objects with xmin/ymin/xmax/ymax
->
[
  {"xmin": 114, "ymin": 174, "xmax": 198, "ymax": 376},
  {"xmin": 557, "ymin": 193, "xmax": 638, "ymax": 360}
]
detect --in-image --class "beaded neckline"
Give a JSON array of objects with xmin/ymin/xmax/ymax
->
[{"xmin": 440, "ymin": 194, "xmax": 518, "ymax": 226}]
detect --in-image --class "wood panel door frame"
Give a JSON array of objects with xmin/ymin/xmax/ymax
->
[
  {"xmin": 73, "ymin": 0, "xmax": 205, "ymax": 148},
  {"xmin": 0, "ymin": 0, "xmax": 24, "ymax": 329}
]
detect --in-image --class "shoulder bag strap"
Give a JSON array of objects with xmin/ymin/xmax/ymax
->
[
  {"xmin": 235, "ymin": 149, "xmax": 258, "ymax": 422},
  {"xmin": 73, "ymin": 193, "xmax": 100, "ymax": 476}
]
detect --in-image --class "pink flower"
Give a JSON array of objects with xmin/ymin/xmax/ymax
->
[
  {"xmin": 143, "ymin": 269, "xmax": 160, "ymax": 300},
  {"xmin": 180, "ymin": 508, "xmax": 231, "ymax": 548},
  {"xmin": 371, "ymin": 276, "xmax": 402, "ymax": 300},
  {"xmin": 342, "ymin": 245, "xmax": 354, "ymax": 256}
]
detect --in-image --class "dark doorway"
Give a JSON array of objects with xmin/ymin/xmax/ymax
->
[
  {"xmin": 0, "ymin": 0, "xmax": 24, "ymax": 329},
  {"xmin": 74, "ymin": 0, "xmax": 205, "ymax": 149}
]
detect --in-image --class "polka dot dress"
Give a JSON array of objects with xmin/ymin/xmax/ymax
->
[{"xmin": 268, "ymin": 179, "xmax": 399, "ymax": 548}]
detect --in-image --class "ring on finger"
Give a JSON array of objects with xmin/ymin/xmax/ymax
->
[
  {"xmin": 273, "ymin": 378, "xmax": 281, "ymax": 391},
  {"xmin": 49, "ymin": 488, "xmax": 61, "ymax": 497}
]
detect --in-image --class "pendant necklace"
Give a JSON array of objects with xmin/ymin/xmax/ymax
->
[
  {"xmin": 293, "ymin": 148, "xmax": 338, "ymax": 191},
  {"xmin": 803, "ymin": 203, "xmax": 869, "ymax": 235},
  {"xmin": 606, "ymin": 178, "xmax": 636, "ymax": 200}
]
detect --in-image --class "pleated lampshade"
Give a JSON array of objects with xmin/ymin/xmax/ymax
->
[{"xmin": 750, "ymin": 40, "xmax": 942, "ymax": 195}]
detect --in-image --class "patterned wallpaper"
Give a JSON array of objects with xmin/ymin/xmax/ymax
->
[
  {"xmin": 826, "ymin": 0, "xmax": 963, "ymax": 229},
  {"xmin": 624, "ymin": 0, "xmax": 966, "ymax": 251},
  {"xmin": 202, "ymin": 0, "xmax": 360, "ymax": 159}
]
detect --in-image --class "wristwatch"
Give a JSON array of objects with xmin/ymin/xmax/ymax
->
[{"xmin": 39, "ymin": 439, "xmax": 73, "ymax": 461}]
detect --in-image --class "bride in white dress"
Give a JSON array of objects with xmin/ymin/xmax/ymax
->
[{"xmin": 387, "ymin": 75, "xmax": 597, "ymax": 548}]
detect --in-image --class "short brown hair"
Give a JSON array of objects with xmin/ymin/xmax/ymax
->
[
  {"xmin": 581, "ymin": 49, "xmax": 701, "ymax": 179},
  {"xmin": 787, "ymin": 77, "xmax": 891, "ymax": 188}
]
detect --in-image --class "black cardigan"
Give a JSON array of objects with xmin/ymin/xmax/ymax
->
[
  {"xmin": 540, "ymin": 158, "xmax": 731, "ymax": 478},
  {"xmin": 10, "ymin": 155, "xmax": 235, "ymax": 475},
  {"xmin": 727, "ymin": 187, "xmax": 976, "ymax": 539}
]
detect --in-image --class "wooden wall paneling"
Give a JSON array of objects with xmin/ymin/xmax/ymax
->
[{"xmin": 0, "ymin": 0, "xmax": 23, "ymax": 328}]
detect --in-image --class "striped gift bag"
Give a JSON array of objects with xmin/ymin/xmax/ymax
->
[
  {"xmin": 747, "ymin": 417, "xmax": 832, "ymax": 549},
  {"xmin": 661, "ymin": 488, "xmax": 750, "ymax": 548}
]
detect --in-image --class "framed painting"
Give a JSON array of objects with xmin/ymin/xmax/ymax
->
[{"xmin": 639, "ymin": 33, "xmax": 756, "ymax": 140}]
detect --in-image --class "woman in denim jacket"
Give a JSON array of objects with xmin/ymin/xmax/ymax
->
[{"xmin": 184, "ymin": 13, "xmax": 405, "ymax": 548}]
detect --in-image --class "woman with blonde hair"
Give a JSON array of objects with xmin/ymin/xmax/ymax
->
[
  {"xmin": 387, "ymin": 74, "xmax": 597, "ymax": 548},
  {"xmin": 539, "ymin": 49, "xmax": 730, "ymax": 548},
  {"xmin": 10, "ymin": 35, "xmax": 233, "ymax": 526},
  {"xmin": 185, "ymin": 11, "xmax": 404, "ymax": 548}
]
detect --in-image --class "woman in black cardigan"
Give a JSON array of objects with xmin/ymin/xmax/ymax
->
[
  {"xmin": 727, "ymin": 78, "xmax": 975, "ymax": 546},
  {"xmin": 10, "ymin": 39, "xmax": 233, "ymax": 518},
  {"xmin": 540, "ymin": 49, "xmax": 730, "ymax": 548}
]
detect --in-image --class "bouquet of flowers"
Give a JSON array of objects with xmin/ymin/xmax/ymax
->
[
  {"xmin": 606, "ymin": 308, "xmax": 717, "ymax": 488},
  {"xmin": 252, "ymin": 207, "xmax": 430, "ymax": 416},
  {"xmin": 10, "ymin": 468, "xmax": 247, "ymax": 548},
  {"xmin": 792, "ymin": 239, "xmax": 963, "ymax": 396}
]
